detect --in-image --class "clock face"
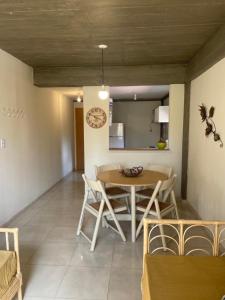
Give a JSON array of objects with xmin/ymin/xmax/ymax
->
[{"xmin": 86, "ymin": 107, "xmax": 107, "ymax": 129}]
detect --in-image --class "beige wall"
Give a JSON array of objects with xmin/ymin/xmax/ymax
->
[
  {"xmin": 188, "ymin": 58, "xmax": 225, "ymax": 220},
  {"xmin": 0, "ymin": 49, "xmax": 74, "ymax": 225},
  {"xmin": 83, "ymin": 85, "xmax": 184, "ymax": 195}
]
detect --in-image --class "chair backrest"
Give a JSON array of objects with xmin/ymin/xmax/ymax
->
[
  {"xmin": 143, "ymin": 219, "xmax": 225, "ymax": 257},
  {"xmin": 159, "ymin": 174, "xmax": 177, "ymax": 202},
  {"xmin": 95, "ymin": 163, "xmax": 121, "ymax": 177},
  {"xmin": 82, "ymin": 174, "xmax": 113, "ymax": 211},
  {"xmin": 82, "ymin": 174, "xmax": 103, "ymax": 193},
  {"xmin": 147, "ymin": 164, "xmax": 173, "ymax": 178}
]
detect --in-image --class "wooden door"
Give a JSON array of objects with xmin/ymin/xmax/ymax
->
[{"xmin": 75, "ymin": 107, "xmax": 84, "ymax": 170}]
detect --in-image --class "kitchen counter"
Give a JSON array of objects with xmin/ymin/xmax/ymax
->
[{"xmin": 109, "ymin": 148, "xmax": 170, "ymax": 151}]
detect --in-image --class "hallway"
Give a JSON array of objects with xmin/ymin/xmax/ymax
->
[{"xmin": 7, "ymin": 172, "xmax": 196, "ymax": 300}]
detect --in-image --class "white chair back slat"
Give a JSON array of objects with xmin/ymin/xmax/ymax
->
[
  {"xmin": 95, "ymin": 163, "xmax": 121, "ymax": 177},
  {"xmin": 147, "ymin": 164, "xmax": 173, "ymax": 178},
  {"xmin": 82, "ymin": 174, "xmax": 103, "ymax": 195},
  {"xmin": 159, "ymin": 174, "xmax": 177, "ymax": 195}
]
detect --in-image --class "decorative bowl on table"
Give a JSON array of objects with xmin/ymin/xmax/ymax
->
[{"xmin": 121, "ymin": 166, "xmax": 143, "ymax": 177}]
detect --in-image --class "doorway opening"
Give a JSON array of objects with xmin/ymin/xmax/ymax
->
[{"xmin": 74, "ymin": 105, "xmax": 84, "ymax": 170}]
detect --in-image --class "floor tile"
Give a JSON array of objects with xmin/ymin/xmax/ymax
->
[
  {"xmin": 112, "ymin": 243, "xmax": 142, "ymax": 270},
  {"xmin": 46, "ymin": 226, "xmax": 84, "ymax": 243},
  {"xmin": 27, "ymin": 241, "xmax": 76, "ymax": 266},
  {"xmin": 69, "ymin": 243, "xmax": 114, "ymax": 267},
  {"xmin": 108, "ymin": 267, "xmax": 142, "ymax": 300},
  {"xmin": 23, "ymin": 265, "xmax": 67, "ymax": 297},
  {"xmin": 56, "ymin": 266, "xmax": 110, "ymax": 299},
  {"xmin": 24, "ymin": 298, "xmax": 55, "ymax": 300},
  {"xmin": 19, "ymin": 225, "xmax": 53, "ymax": 244}
]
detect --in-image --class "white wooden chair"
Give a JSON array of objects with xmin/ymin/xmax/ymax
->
[
  {"xmin": 77, "ymin": 174, "xmax": 127, "ymax": 251},
  {"xmin": 136, "ymin": 174, "xmax": 179, "ymax": 240},
  {"xmin": 95, "ymin": 163, "xmax": 130, "ymax": 211},
  {"xmin": 135, "ymin": 164, "xmax": 173, "ymax": 201}
]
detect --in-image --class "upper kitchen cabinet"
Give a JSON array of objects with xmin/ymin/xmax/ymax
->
[{"xmin": 154, "ymin": 106, "xmax": 169, "ymax": 123}]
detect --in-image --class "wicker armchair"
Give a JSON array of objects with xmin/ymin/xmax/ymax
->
[{"xmin": 0, "ymin": 228, "xmax": 22, "ymax": 300}]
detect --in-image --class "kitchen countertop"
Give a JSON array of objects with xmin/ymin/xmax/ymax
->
[{"xmin": 109, "ymin": 148, "xmax": 170, "ymax": 151}]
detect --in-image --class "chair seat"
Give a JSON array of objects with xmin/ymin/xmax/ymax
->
[
  {"xmin": 136, "ymin": 188, "xmax": 154, "ymax": 198},
  {"xmin": 105, "ymin": 186, "xmax": 129, "ymax": 196},
  {"xmin": 90, "ymin": 199, "xmax": 126, "ymax": 212},
  {"xmin": 136, "ymin": 199, "xmax": 173, "ymax": 212}
]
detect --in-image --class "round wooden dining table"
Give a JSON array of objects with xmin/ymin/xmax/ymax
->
[{"xmin": 97, "ymin": 169, "xmax": 167, "ymax": 242}]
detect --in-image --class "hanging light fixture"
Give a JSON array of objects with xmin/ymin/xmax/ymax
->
[
  {"xmin": 77, "ymin": 95, "xmax": 82, "ymax": 102},
  {"xmin": 98, "ymin": 44, "xmax": 109, "ymax": 100}
]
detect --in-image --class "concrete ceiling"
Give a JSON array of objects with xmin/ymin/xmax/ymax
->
[{"xmin": 0, "ymin": 1, "xmax": 225, "ymax": 86}]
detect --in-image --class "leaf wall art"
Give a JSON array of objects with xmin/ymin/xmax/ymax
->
[{"xmin": 199, "ymin": 104, "xmax": 223, "ymax": 148}]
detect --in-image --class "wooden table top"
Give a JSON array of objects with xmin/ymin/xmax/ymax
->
[
  {"xmin": 142, "ymin": 255, "xmax": 225, "ymax": 300},
  {"xmin": 97, "ymin": 169, "xmax": 167, "ymax": 187}
]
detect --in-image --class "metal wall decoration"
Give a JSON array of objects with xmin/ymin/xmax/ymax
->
[
  {"xmin": 0, "ymin": 107, "xmax": 25, "ymax": 119},
  {"xmin": 199, "ymin": 104, "xmax": 223, "ymax": 148}
]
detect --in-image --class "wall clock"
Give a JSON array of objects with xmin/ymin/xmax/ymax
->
[{"xmin": 86, "ymin": 107, "xmax": 107, "ymax": 129}]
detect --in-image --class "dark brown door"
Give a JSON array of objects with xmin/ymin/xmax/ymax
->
[{"xmin": 75, "ymin": 107, "xmax": 84, "ymax": 170}]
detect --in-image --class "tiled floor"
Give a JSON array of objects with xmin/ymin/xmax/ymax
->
[{"xmin": 6, "ymin": 172, "xmax": 197, "ymax": 300}]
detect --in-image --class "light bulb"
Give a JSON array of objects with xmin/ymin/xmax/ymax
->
[
  {"xmin": 98, "ymin": 86, "xmax": 109, "ymax": 100},
  {"xmin": 77, "ymin": 96, "xmax": 82, "ymax": 102}
]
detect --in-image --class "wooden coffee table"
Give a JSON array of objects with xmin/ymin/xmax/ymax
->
[{"xmin": 97, "ymin": 169, "xmax": 167, "ymax": 242}]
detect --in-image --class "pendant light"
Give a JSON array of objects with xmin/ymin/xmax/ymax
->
[
  {"xmin": 98, "ymin": 44, "xmax": 109, "ymax": 100},
  {"xmin": 77, "ymin": 95, "xmax": 82, "ymax": 102}
]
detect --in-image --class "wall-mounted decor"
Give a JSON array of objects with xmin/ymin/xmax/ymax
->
[
  {"xmin": 199, "ymin": 104, "xmax": 223, "ymax": 147},
  {"xmin": 86, "ymin": 107, "xmax": 107, "ymax": 128},
  {"xmin": 0, "ymin": 107, "xmax": 25, "ymax": 119}
]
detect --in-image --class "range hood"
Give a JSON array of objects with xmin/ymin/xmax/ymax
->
[{"xmin": 154, "ymin": 106, "xmax": 169, "ymax": 123}]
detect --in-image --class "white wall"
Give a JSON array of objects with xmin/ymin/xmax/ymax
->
[
  {"xmin": 112, "ymin": 101, "xmax": 161, "ymax": 148},
  {"xmin": 83, "ymin": 85, "xmax": 184, "ymax": 195},
  {"xmin": 0, "ymin": 49, "xmax": 74, "ymax": 225},
  {"xmin": 188, "ymin": 58, "xmax": 225, "ymax": 220}
]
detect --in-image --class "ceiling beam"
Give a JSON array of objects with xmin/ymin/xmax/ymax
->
[
  {"xmin": 33, "ymin": 64, "xmax": 186, "ymax": 87},
  {"xmin": 112, "ymin": 98, "xmax": 162, "ymax": 102},
  {"xmin": 186, "ymin": 24, "xmax": 225, "ymax": 81}
]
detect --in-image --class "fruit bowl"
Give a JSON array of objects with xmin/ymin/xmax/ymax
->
[
  {"xmin": 156, "ymin": 142, "xmax": 167, "ymax": 150},
  {"xmin": 121, "ymin": 166, "xmax": 143, "ymax": 177}
]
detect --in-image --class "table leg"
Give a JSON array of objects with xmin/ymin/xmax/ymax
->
[{"xmin": 131, "ymin": 185, "xmax": 136, "ymax": 242}]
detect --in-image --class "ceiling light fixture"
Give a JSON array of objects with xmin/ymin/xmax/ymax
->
[
  {"xmin": 98, "ymin": 44, "xmax": 109, "ymax": 100},
  {"xmin": 77, "ymin": 95, "xmax": 82, "ymax": 102}
]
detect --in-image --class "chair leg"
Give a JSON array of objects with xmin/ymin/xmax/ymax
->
[
  {"xmin": 108, "ymin": 208, "xmax": 126, "ymax": 242},
  {"xmin": 76, "ymin": 193, "xmax": 88, "ymax": 236},
  {"xmin": 136, "ymin": 208, "xmax": 151, "ymax": 239},
  {"xmin": 158, "ymin": 223, "xmax": 167, "ymax": 250},
  {"xmin": 171, "ymin": 190, "xmax": 179, "ymax": 219},
  {"xmin": 90, "ymin": 202, "xmax": 104, "ymax": 251},
  {"xmin": 18, "ymin": 287, "xmax": 22, "ymax": 300},
  {"xmin": 154, "ymin": 202, "xmax": 167, "ymax": 249}
]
